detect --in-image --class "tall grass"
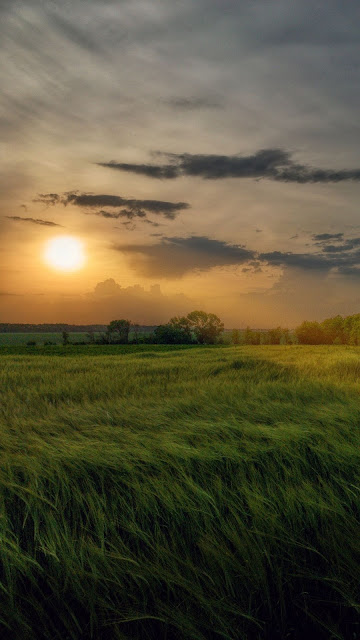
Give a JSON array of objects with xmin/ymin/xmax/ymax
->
[{"xmin": 0, "ymin": 345, "xmax": 360, "ymax": 639}]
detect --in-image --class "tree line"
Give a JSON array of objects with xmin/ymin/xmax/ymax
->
[
  {"xmin": 294, "ymin": 313, "xmax": 360, "ymax": 345},
  {"xmin": 10, "ymin": 311, "xmax": 360, "ymax": 347},
  {"xmin": 0, "ymin": 323, "xmax": 109, "ymax": 333},
  {"xmin": 237, "ymin": 313, "xmax": 360, "ymax": 345},
  {"xmin": 77, "ymin": 311, "xmax": 225, "ymax": 346}
]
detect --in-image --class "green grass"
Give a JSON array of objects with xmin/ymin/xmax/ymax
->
[
  {"xmin": 0, "ymin": 332, "xmax": 94, "ymax": 345},
  {"xmin": 0, "ymin": 331, "xmax": 155, "ymax": 346},
  {"xmin": 0, "ymin": 345, "xmax": 360, "ymax": 639}
]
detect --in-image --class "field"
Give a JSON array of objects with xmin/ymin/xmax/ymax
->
[
  {"xmin": 0, "ymin": 332, "xmax": 93, "ymax": 345},
  {"xmin": 0, "ymin": 345, "xmax": 360, "ymax": 639},
  {"xmin": 0, "ymin": 331, "xmax": 157, "ymax": 346}
]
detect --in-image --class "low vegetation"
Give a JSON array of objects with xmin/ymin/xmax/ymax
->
[{"xmin": 0, "ymin": 345, "xmax": 360, "ymax": 639}]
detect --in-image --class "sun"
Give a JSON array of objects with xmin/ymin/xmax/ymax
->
[{"xmin": 44, "ymin": 236, "xmax": 86, "ymax": 272}]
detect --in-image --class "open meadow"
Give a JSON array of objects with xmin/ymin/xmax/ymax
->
[
  {"xmin": 0, "ymin": 345, "xmax": 360, "ymax": 639},
  {"xmin": 0, "ymin": 332, "xmax": 91, "ymax": 346}
]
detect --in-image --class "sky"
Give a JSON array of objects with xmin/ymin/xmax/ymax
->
[{"xmin": 2, "ymin": 0, "xmax": 360, "ymax": 327}]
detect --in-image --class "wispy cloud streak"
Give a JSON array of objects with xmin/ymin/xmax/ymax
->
[{"xmin": 6, "ymin": 216, "xmax": 62, "ymax": 227}]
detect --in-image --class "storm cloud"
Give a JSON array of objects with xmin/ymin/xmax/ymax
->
[{"xmin": 98, "ymin": 148, "xmax": 360, "ymax": 184}]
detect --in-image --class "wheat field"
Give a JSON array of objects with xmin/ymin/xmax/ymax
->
[{"xmin": 0, "ymin": 345, "xmax": 359, "ymax": 639}]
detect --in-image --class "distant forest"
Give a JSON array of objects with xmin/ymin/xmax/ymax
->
[
  {"xmin": 2, "ymin": 312, "xmax": 360, "ymax": 346},
  {"xmin": 0, "ymin": 324, "xmax": 156, "ymax": 333},
  {"xmin": 233, "ymin": 313, "xmax": 360, "ymax": 345}
]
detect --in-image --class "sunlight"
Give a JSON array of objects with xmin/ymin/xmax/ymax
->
[{"xmin": 44, "ymin": 236, "xmax": 85, "ymax": 272}]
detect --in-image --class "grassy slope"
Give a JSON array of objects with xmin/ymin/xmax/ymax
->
[{"xmin": 0, "ymin": 345, "xmax": 360, "ymax": 639}]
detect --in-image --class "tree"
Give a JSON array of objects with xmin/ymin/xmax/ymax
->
[
  {"xmin": 62, "ymin": 330, "xmax": 69, "ymax": 346},
  {"xmin": 243, "ymin": 326, "xmax": 260, "ymax": 345},
  {"xmin": 132, "ymin": 323, "xmax": 140, "ymax": 343},
  {"xmin": 321, "ymin": 315, "xmax": 345, "ymax": 344},
  {"xmin": 167, "ymin": 315, "xmax": 193, "ymax": 342},
  {"xmin": 231, "ymin": 329, "xmax": 241, "ymax": 345},
  {"xmin": 154, "ymin": 324, "xmax": 193, "ymax": 344},
  {"xmin": 295, "ymin": 321, "xmax": 324, "ymax": 345},
  {"xmin": 267, "ymin": 326, "xmax": 283, "ymax": 345},
  {"xmin": 186, "ymin": 310, "xmax": 224, "ymax": 344},
  {"xmin": 107, "ymin": 319, "xmax": 131, "ymax": 344}
]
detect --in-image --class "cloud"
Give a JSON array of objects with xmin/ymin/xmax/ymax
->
[
  {"xmin": 6, "ymin": 216, "xmax": 62, "ymax": 227},
  {"xmin": 0, "ymin": 278, "xmax": 195, "ymax": 325},
  {"xmin": 34, "ymin": 194, "xmax": 62, "ymax": 206},
  {"xmin": 336, "ymin": 266, "xmax": 360, "ymax": 277},
  {"xmin": 0, "ymin": 291, "xmax": 20, "ymax": 296},
  {"xmin": 97, "ymin": 163, "xmax": 180, "ymax": 179},
  {"xmin": 94, "ymin": 208, "xmax": 146, "ymax": 220},
  {"xmin": 260, "ymin": 239, "xmax": 360, "ymax": 275},
  {"xmin": 312, "ymin": 233, "xmax": 344, "ymax": 242},
  {"xmin": 97, "ymin": 148, "xmax": 360, "ymax": 183},
  {"xmin": 93, "ymin": 278, "xmax": 122, "ymax": 296},
  {"xmin": 34, "ymin": 192, "xmax": 189, "ymax": 220},
  {"xmin": 115, "ymin": 235, "xmax": 256, "ymax": 277},
  {"xmin": 321, "ymin": 239, "xmax": 360, "ymax": 253},
  {"xmin": 114, "ymin": 232, "xmax": 360, "ymax": 279},
  {"xmin": 235, "ymin": 267, "xmax": 358, "ymax": 328},
  {"xmin": 164, "ymin": 96, "xmax": 222, "ymax": 110},
  {"xmin": 259, "ymin": 250, "xmax": 335, "ymax": 271},
  {"xmin": 310, "ymin": 232, "xmax": 360, "ymax": 254},
  {"xmin": 88, "ymin": 278, "xmax": 194, "ymax": 324}
]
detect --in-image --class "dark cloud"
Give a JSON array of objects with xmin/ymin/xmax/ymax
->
[
  {"xmin": 321, "ymin": 238, "xmax": 360, "ymax": 253},
  {"xmin": 311, "ymin": 233, "xmax": 360, "ymax": 254},
  {"xmin": 337, "ymin": 266, "xmax": 360, "ymax": 278},
  {"xmin": 97, "ymin": 163, "xmax": 180, "ymax": 179},
  {"xmin": 93, "ymin": 208, "xmax": 146, "ymax": 220},
  {"xmin": 164, "ymin": 96, "xmax": 222, "ymax": 110},
  {"xmin": 114, "ymin": 232, "xmax": 360, "ymax": 279},
  {"xmin": 34, "ymin": 192, "xmax": 189, "ymax": 220},
  {"xmin": 312, "ymin": 233, "xmax": 344, "ymax": 242},
  {"xmin": 259, "ymin": 251, "xmax": 335, "ymax": 271},
  {"xmin": 34, "ymin": 194, "xmax": 61, "ymax": 206},
  {"xmin": 115, "ymin": 235, "xmax": 256, "ymax": 278},
  {"xmin": 97, "ymin": 148, "xmax": 360, "ymax": 184},
  {"xmin": 260, "ymin": 241, "xmax": 360, "ymax": 275},
  {"xmin": 143, "ymin": 219, "xmax": 162, "ymax": 227},
  {"xmin": 6, "ymin": 216, "xmax": 62, "ymax": 227}
]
